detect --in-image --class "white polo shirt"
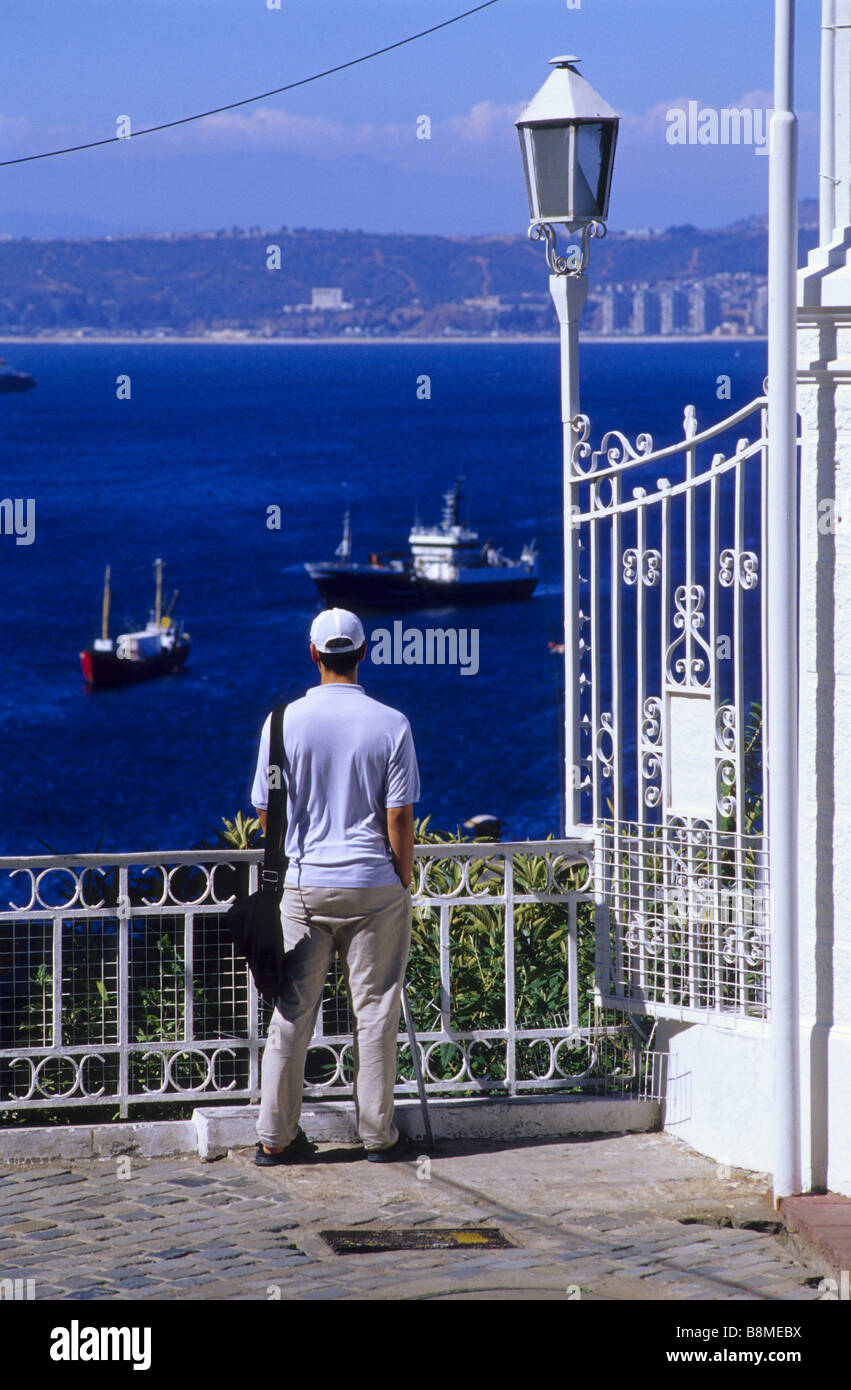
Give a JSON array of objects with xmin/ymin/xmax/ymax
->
[{"xmin": 251, "ymin": 683, "xmax": 420, "ymax": 888}]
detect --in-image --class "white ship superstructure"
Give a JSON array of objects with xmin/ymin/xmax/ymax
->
[{"xmin": 408, "ymin": 485, "xmax": 538, "ymax": 589}]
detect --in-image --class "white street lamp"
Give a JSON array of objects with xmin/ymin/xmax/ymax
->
[
  {"xmin": 517, "ymin": 57, "xmax": 619, "ymax": 833},
  {"xmin": 516, "ymin": 55, "xmax": 619, "ymax": 272}
]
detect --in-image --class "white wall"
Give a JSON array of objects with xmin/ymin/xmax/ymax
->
[
  {"xmin": 655, "ymin": 1020, "xmax": 774, "ymax": 1175},
  {"xmin": 656, "ymin": 1019, "xmax": 851, "ymax": 1197}
]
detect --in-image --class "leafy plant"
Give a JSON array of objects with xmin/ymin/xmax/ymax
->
[{"xmin": 191, "ymin": 811, "xmax": 263, "ymax": 851}]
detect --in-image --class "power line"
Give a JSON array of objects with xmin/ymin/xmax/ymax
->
[{"xmin": 0, "ymin": 1, "xmax": 500, "ymax": 169}]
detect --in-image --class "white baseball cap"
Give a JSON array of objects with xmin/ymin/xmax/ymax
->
[{"xmin": 309, "ymin": 607, "xmax": 366, "ymax": 654}]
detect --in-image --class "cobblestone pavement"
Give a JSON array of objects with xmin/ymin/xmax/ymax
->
[{"xmin": 0, "ymin": 1132, "xmax": 829, "ymax": 1301}]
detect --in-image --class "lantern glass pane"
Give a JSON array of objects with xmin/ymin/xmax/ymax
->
[
  {"xmin": 576, "ymin": 122, "xmax": 615, "ymax": 219},
  {"xmin": 528, "ymin": 124, "xmax": 573, "ymax": 221},
  {"xmin": 517, "ymin": 130, "xmax": 537, "ymax": 219}
]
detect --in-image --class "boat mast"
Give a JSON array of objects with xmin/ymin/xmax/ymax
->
[
  {"xmin": 102, "ymin": 565, "xmax": 111, "ymax": 641},
  {"xmin": 442, "ymin": 477, "xmax": 465, "ymax": 531},
  {"xmin": 335, "ymin": 511, "xmax": 352, "ymax": 563},
  {"xmin": 154, "ymin": 558, "xmax": 163, "ymax": 627}
]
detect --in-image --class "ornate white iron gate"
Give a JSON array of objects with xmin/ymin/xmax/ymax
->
[{"xmin": 566, "ymin": 398, "xmax": 771, "ymax": 1022}]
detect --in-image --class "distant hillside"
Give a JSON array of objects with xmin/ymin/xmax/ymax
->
[{"xmin": 0, "ymin": 203, "xmax": 820, "ymax": 337}]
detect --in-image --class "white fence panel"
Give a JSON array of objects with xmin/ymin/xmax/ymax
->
[{"xmin": 0, "ymin": 841, "xmax": 655, "ymax": 1116}]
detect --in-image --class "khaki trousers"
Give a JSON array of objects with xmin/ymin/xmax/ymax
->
[{"xmin": 256, "ymin": 882, "xmax": 412, "ymax": 1152}]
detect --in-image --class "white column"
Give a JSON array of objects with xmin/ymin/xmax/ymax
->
[
  {"xmin": 796, "ymin": 0, "xmax": 851, "ymax": 1200},
  {"xmin": 797, "ymin": 312, "xmax": 851, "ymax": 1198},
  {"xmin": 550, "ymin": 271, "xmax": 588, "ymax": 834},
  {"xmin": 767, "ymin": 0, "xmax": 802, "ymax": 1201}
]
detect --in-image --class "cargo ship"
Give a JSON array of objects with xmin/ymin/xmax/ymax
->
[
  {"xmin": 305, "ymin": 482, "xmax": 538, "ymax": 608},
  {"xmin": 79, "ymin": 560, "xmax": 190, "ymax": 689}
]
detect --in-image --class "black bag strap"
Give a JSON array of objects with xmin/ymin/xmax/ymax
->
[{"xmin": 260, "ymin": 701, "xmax": 288, "ymax": 895}]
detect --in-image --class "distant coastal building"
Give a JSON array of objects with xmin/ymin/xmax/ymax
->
[
  {"xmin": 630, "ymin": 288, "xmax": 662, "ymax": 335},
  {"xmin": 310, "ymin": 287, "xmax": 350, "ymax": 311},
  {"xmin": 659, "ymin": 287, "xmax": 691, "ymax": 334},
  {"xmin": 600, "ymin": 285, "xmax": 633, "ymax": 334},
  {"xmin": 689, "ymin": 284, "xmax": 722, "ymax": 334},
  {"xmin": 752, "ymin": 284, "xmax": 769, "ymax": 333},
  {"xmin": 463, "ymin": 295, "xmax": 503, "ymax": 311}
]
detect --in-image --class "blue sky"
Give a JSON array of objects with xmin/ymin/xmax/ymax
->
[{"xmin": 2, "ymin": 0, "xmax": 822, "ymax": 237}]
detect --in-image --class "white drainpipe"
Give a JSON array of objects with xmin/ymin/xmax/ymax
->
[
  {"xmin": 820, "ymin": 0, "xmax": 837, "ymax": 244},
  {"xmin": 767, "ymin": 0, "xmax": 802, "ymax": 1201}
]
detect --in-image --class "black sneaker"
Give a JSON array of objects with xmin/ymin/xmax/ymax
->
[
  {"xmin": 366, "ymin": 1132, "xmax": 417, "ymax": 1163},
  {"xmin": 254, "ymin": 1128, "xmax": 316, "ymax": 1166}
]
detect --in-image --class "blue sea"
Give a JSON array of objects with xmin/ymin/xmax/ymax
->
[{"xmin": 0, "ymin": 338, "xmax": 767, "ymax": 856}]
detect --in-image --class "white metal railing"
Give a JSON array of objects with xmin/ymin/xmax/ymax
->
[
  {"xmin": 566, "ymin": 399, "xmax": 770, "ymax": 1021},
  {"xmin": 0, "ymin": 840, "xmax": 653, "ymax": 1117}
]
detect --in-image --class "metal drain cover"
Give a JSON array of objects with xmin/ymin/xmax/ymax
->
[{"xmin": 321, "ymin": 1227, "xmax": 515, "ymax": 1255}]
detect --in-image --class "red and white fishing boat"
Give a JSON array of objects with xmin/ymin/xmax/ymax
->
[{"xmin": 79, "ymin": 560, "xmax": 190, "ymax": 689}]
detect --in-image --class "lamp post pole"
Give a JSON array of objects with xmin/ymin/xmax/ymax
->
[
  {"xmin": 515, "ymin": 55, "xmax": 619, "ymax": 837},
  {"xmin": 551, "ymin": 271, "xmax": 587, "ymax": 835},
  {"xmin": 767, "ymin": 0, "xmax": 801, "ymax": 1202}
]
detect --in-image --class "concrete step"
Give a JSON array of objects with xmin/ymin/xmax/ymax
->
[
  {"xmin": 0, "ymin": 1094, "xmax": 660, "ymax": 1163},
  {"xmin": 781, "ymin": 1193, "xmax": 851, "ymax": 1283},
  {"xmin": 198, "ymin": 1093, "xmax": 660, "ymax": 1158}
]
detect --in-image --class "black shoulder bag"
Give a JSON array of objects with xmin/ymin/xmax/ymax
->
[{"xmin": 225, "ymin": 702, "xmax": 289, "ymax": 1002}]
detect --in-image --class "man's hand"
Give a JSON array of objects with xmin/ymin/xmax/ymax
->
[{"xmin": 386, "ymin": 804, "xmax": 414, "ymax": 888}]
